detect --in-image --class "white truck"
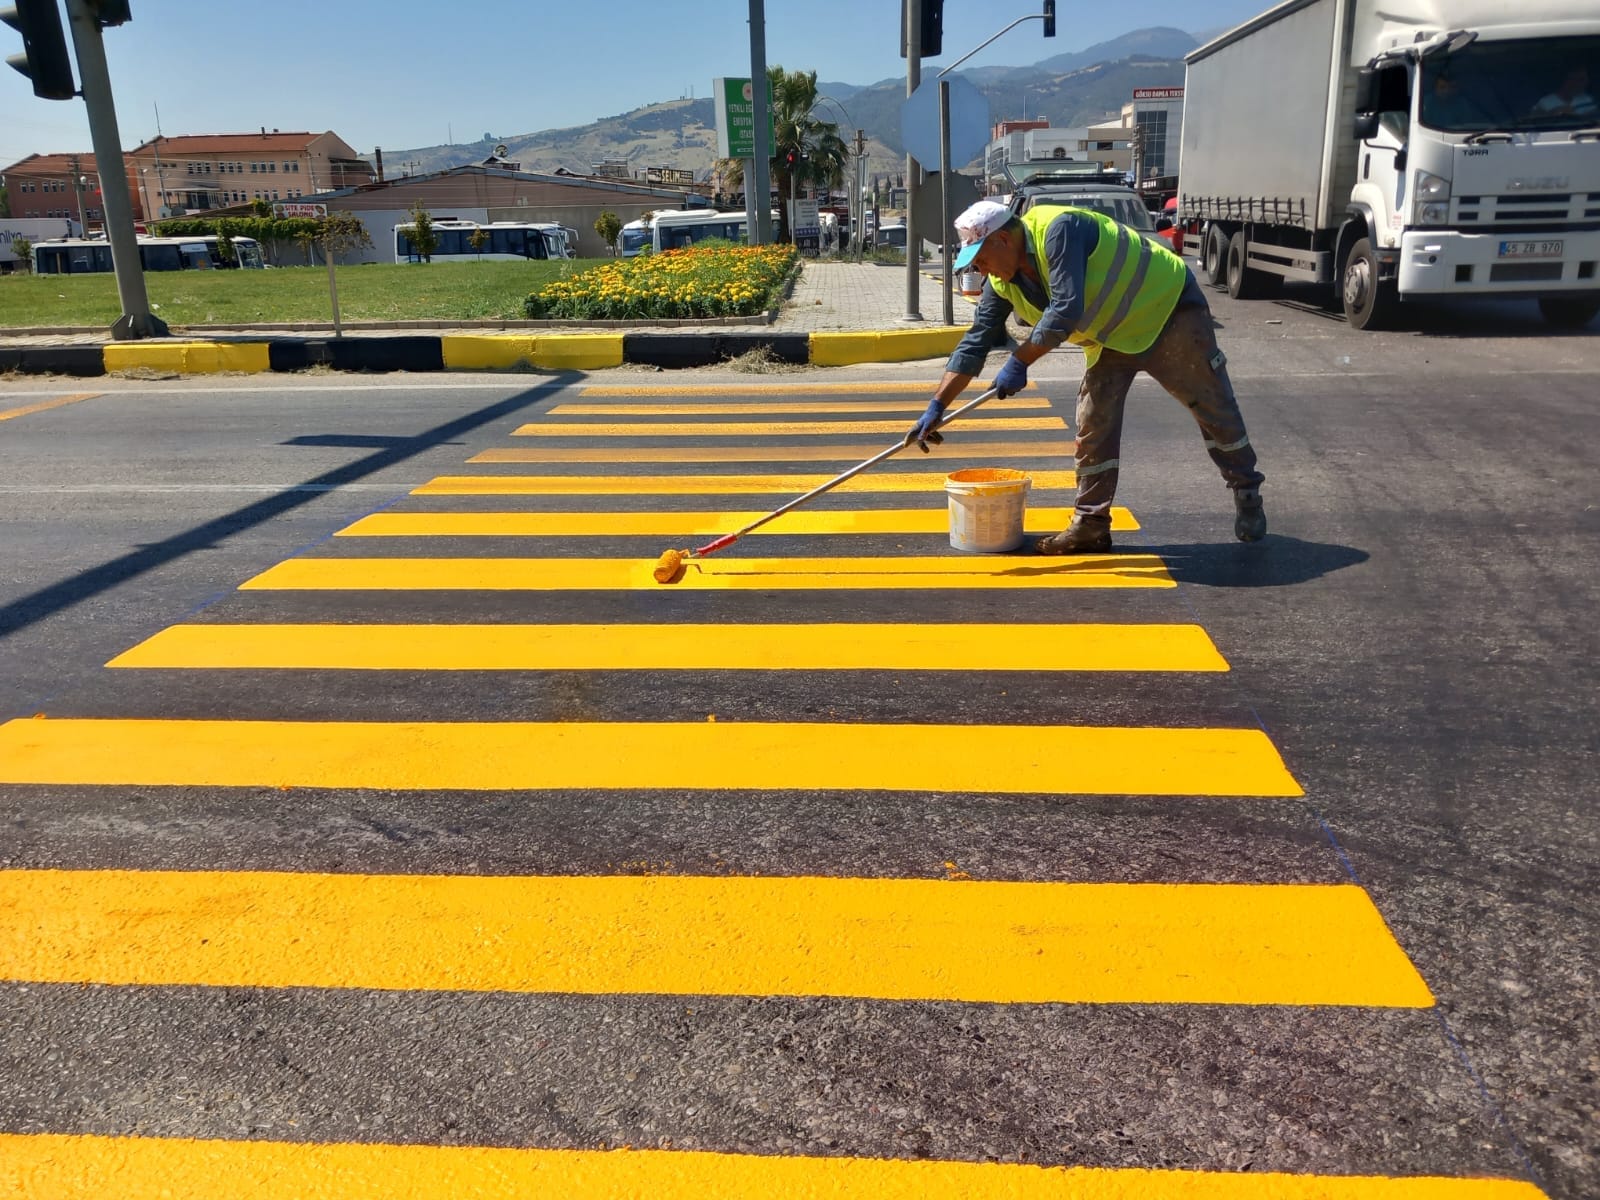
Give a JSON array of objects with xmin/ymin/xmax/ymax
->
[
  {"xmin": 1179, "ymin": 0, "xmax": 1600, "ymax": 330},
  {"xmin": 1, "ymin": 217, "xmax": 82, "ymax": 273}
]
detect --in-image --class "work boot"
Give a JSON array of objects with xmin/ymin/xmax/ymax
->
[
  {"xmin": 1234, "ymin": 487, "xmax": 1267, "ymax": 542},
  {"xmin": 1035, "ymin": 516, "xmax": 1112, "ymax": 555}
]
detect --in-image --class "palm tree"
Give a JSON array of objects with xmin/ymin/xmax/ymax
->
[{"xmin": 716, "ymin": 66, "xmax": 849, "ymax": 244}]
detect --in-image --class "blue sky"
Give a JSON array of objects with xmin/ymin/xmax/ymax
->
[{"xmin": 3, "ymin": 0, "xmax": 1269, "ymax": 167}]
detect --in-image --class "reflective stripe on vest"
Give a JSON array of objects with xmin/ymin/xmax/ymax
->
[{"xmin": 989, "ymin": 205, "xmax": 1188, "ymax": 363}]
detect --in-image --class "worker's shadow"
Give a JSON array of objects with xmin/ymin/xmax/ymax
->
[{"xmin": 1136, "ymin": 534, "xmax": 1368, "ymax": 587}]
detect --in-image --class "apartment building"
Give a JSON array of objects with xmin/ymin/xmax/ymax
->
[
  {"xmin": 1, "ymin": 153, "xmax": 108, "ymax": 224},
  {"xmin": 123, "ymin": 130, "xmax": 374, "ymax": 218}
]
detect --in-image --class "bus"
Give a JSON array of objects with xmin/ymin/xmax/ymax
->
[
  {"xmin": 652, "ymin": 209, "xmax": 749, "ymax": 252},
  {"xmin": 393, "ymin": 219, "xmax": 572, "ymax": 263},
  {"xmin": 32, "ymin": 235, "xmax": 264, "ymax": 274},
  {"xmin": 619, "ymin": 217, "xmax": 653, "ymax": 257}
]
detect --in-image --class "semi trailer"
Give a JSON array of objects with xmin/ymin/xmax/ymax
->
[{"xmin": 1178, "ymin": 0, "xmax": 1600, "ymax": 329}]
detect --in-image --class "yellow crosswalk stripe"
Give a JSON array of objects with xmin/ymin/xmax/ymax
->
[
  {"xmin": 238, "ymin": 554, "xmax": 1172, "ymax": 591},
  {"xmin": 0, "ymin": 718, "xmax": 1298, "ymax": 796},
  {"xmin": 337, "ymin": 507, "xmax": 1138, "ymax": 536},
  {"xmin": 2, "ymin": 1134, "xmax": 1536, "ymax": 1199},
  {"xmin": 578, "ymin": 380, "xmax": 1012, "ymax": 396},
  {"xmin": 414, "ymin": 470, "xmax": 1077, "ymax": 494},
  {"xmin": 2, "ymin": 871, "xmax": 1423, "ymax": 1003},
  {"xmin": 549, "ymin": 398, "xmax": 1051, "ymax": 416},
  {"xmin": 109, "ymin": 621, "xmax": 1222, "ymax": 672},
  {"xmin": 511, "ymin": 417, "xmax": 1066, "ymax": 437},
  {"xmin": 467, "ymin": 441, "xmax": 1075, "ymax": 463}
]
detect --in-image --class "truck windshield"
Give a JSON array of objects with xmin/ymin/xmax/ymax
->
[{"xmin": 1420, "ymin": 37, "xmax": 1600, "ymax": 133}]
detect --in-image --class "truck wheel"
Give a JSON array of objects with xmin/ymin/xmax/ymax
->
[
  {"xmin": 1538, "ymin": 296, "xmax": 1600, "ymax": 330},
  {"xmin": 1203, "ymin": 226, "xmax": 1228, "ymax": 286},
  {"xmin": 1341, "ymin": 238, "xmax": 1396, "ymax": 331},
  {"xmin": 1225, "ymin": 232, "xmax": 1279, "ymax": 299}
]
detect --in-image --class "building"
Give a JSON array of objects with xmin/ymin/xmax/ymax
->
[
  {"xmin": 980, "ymin": 87, "xmax": 1185, "ymax": 194},
  {"xmin": 285, "ymin": 164, "xmax": 721, "ymax": 263},
  {"xmin": 123, "ymin": 130, "xmax": 375, "ymax": 219},
  {"xmin": 1126, "ymin": 87, "xmax": 1185, "ymax": 182},
  {"xmin": 1, "ymin": 153, "xmax": 109, "ymax": 225}
]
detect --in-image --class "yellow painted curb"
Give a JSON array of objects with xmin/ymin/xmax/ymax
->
[
  {"xmin": 441, "ymin": 334, "xmax": 622, "ymax": 371},
  {"xmin": 103, "ymin": 341, "xmax": 270, "ymax": 374},
  {"xmin": 809, "ymin": 328, "xmax": 966, "ymax": 366}
]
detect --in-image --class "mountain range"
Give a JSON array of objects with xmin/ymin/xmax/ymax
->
[{"xmin": 386, "ymin": 27, "xmax": 1200, "ymax": 183}]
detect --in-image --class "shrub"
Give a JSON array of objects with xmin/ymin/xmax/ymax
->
[{"xmin": 525, "ymin": 243, "xmax": 797, "ymax": 320}]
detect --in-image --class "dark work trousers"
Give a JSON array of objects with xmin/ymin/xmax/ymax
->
[{"xmin": 1072, "ymin": 301, "xmax": 1265, "ymax": 523}]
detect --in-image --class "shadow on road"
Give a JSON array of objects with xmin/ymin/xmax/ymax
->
[
  {"xmin": 1140, "ymin": 535, "xmax": 1369, "ymax": 588},
  {"xmin": 0, "ymin": 378, "xmax": 567, "ymax": 642}
]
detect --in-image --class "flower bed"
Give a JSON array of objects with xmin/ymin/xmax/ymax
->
[{"xmin": 524, "ymin": 243, "xmax": 798, "ymax": 321}]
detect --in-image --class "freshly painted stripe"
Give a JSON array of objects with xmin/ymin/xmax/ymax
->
[
  {"xmin": 809, "ymin": 328, "xmax": 967, "ymax": 366},
  {"xmin": 0, "ymin": 392, "xmax": 99, "ymax": 423},
  {"xmin": 414, "ymin": 470, "xmax": 1077, "ymax": 495},
  {"xmin": 511, "ymin": 417, "xmax": 1065, "ymax": 437},
  {"xmin": 109, "ymin": 621, "xmax": 1220, "ymax": 672},
  {"xmin": 238, "ymin": 554, "xmax": 1172, "ymax": 591},
  {"xmin": 440, "ymin": 333, "xmax": 621, "ymax": 370},
  {"xmin": 467, "ymin": 440, "xmax": 1074, "ymax": 463},
  {"xmin": 337, "ymin": 507, "xmax": 1139, "ymax": 536},
  {"xmin": 0, "ymin": 871, "xmax": 1428, "ymax": 1002},
  {"xmin": 0, "ymin": 718, "xmax": 1297, "ymax": 796},
  {"xmin": 578, "ymin": 381, "xmax": 1006, "ymax": 395},
  {"xmin": 549, "ymin": 398, "xmax": 1050, "ymax": 416},
  {"xmin": 103, "ymin": 341, "xmax": 270, "ymax": 375},
  {"xmin": 3, "ymin": 1135, "xmax": 1534, "ymax": 1199}
]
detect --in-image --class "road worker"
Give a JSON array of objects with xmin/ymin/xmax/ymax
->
[{"xmin": 905, "ymin": 199, "xmax": 1267, "ymax": 551}]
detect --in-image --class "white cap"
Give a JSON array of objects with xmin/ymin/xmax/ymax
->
[{"xmin": 952, "ymin": 200, "xmax": 1012, "ymax": 271}]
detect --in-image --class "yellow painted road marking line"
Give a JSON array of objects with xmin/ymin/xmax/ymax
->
[
  {"xmin": 4, "ymin": 1134, "xmax": 1535, "ymax": 1199},
  {"xmin": 238, "ymin": 554, "xmax": 1171, "ymax": 591},
  {"xmin": 549, "ymin": 398, "xmax": 1051, "ymax": 416},
  {"xmin": 338, "ymin": 507, "xmax": 1139, "ymax": 536},
  {"xmin": 0, "ymin": 871, "xmax": 1425, "ymax": 1003},
  {"xmin": 468, "ymin": 440, "xmax": 1074, "ymax": 463},
  {"xmin": 110, "ymin": 621, "xmax": 1221, "ymax": 672},
  {"xmin": 512, "ymin": 416, "xmax": 1065, "ymax": 436},
  {"xmin": 415, "ymin": 470, "xmax": 1077, "ymax": 494},
  {"xmin": 0, "ymin": 392, "xmax": 99, "ymax": 423},
  {"xmin": 0, "ymin": 718, "xmax": 1298, "ymax": 797},
  {"xmin": 578, "ymin": 380, "xmax": 1013, "ymax": 396}
]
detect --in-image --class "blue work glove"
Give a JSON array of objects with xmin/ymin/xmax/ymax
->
[
  {"xmin": 993, "ymin": 355, "xmax": 1029, "ymax": 398},
  {"xmin": 905, "ymin": 397, "xmax": 946, "ymax": 452}
]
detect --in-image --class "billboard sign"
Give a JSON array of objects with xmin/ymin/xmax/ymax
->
[
  {"xmin": 274, "ymin": 202, "xmax": 328, "ymax": 218},
  {"xmin": 713, "ymin": 77, "xmax": 776, "ymax": 159},
  {"xmin": 1132, "ymin": 87, "xmax": 1184, "ymax": 100}
]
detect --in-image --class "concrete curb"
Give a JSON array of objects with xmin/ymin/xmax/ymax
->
[{"xmin": 1, "ymin": 328, "xmax": 967, "ymax": 377}]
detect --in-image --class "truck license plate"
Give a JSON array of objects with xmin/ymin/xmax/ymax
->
[{"xmin": 1498, "ymin": 240, "xmax": 1563, "ymax": 258}]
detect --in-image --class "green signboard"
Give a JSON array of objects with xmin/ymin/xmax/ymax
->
[{"xmin": 713, "ymin": 76, "xmax": 775, "ymax": 160}]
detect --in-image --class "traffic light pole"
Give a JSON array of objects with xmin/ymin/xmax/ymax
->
[
  {"xmin": 64, "ymin": 0, "xmax": 166, "ymax": 338},
  {"xmin": 901, "ymin": 0, "xmax": 922, "ymax": 322}
]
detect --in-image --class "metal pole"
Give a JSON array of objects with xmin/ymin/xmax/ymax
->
[
  {"xmin": 902, "ymin": 0, "xmax": 923, "ymax": 321},
  {"xmin": 938, "ymin": 79, "xmax": 953, "ymax": 326},
  {"xmin": 64, "ymin": 0, "xmax": 166, "ymax": 339},
  {"xmin": 326, "ymin": 232, "xmax": 342, "ymax": 338},
  {"xmin": 747, "ymin": 0, "xmax": 772, "ymax": 245},
  {"xmin": 70, "ymin": 155, "xmax": 89, "ymax": 234}
]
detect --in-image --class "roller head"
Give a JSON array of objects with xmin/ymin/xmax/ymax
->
[{"xmin": 652, "ymin": 548, "xmax": 687, "ymax": 584}]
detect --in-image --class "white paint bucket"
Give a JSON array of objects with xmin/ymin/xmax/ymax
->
[
  {"xmin": 959, "ymin": 271, "xmax": 984, "ymax": 297},
  {"xmin": 944, "ymin": 467, "xmax": 1031, "ymax": 553}
]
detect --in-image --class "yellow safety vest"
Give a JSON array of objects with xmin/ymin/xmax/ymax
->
[{"xmin": 989, "ymin": 205, "xmax": 1188, "ymax": 366}]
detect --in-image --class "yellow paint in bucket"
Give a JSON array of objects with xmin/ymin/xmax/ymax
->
[{"xmin": 944, "ymin": 467, "xmax": 1032, "ymax": 552}]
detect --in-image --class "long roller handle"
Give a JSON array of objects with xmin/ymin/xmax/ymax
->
[{"xmin": 690, "ymin": 387, "xmax": 1001, "ymax": 557}]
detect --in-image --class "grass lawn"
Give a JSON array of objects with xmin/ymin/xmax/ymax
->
[{"xmin": 0, "ymin": 260, "xmax": 597, "ymax": 328}]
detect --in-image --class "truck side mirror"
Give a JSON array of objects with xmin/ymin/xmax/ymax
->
[
  {"xmin": 1353, "ymin": 67, "xmax": 1380, "ymax": 113},
  {"xmin": 1353, "ymin": 111, "xmax": 1380, "ymax": 140}
]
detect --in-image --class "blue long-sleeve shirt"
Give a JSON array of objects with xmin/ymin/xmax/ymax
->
[{"xmin": 946, "ymin": 209, "xmax": 1205, "ymax": 377}]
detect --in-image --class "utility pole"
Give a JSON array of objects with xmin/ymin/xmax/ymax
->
[
  {"xmin": 64, "ymin": 0, "xmax": 166, "ymax": 338},
  {"xmin": 902, "ymin": 0, "xmax": 923, "ymax": 321},
  {"xmin": 746, "ymin": 0, "xmax": 772, "ymax": 245},
  {"xmin": 69, "ymin": 153, "xmax": 88, "ymax": 234},
  {"xmin": 855, "ymin": 128, "xmax": 867, "ymax": 262}
]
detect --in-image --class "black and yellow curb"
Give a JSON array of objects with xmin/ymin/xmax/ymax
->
[{"xmin": 2, "ymin": 328, "xmax": 969, "ymax": 377}]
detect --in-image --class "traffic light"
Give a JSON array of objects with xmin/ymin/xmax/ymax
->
[
  {"xmin": 89, "ymin": 0, "xmax": 131, "ymax": 25},
  {"xmin": 1043, "ymin": 0, "xmax": 1056, "ymax": 38},
  {"xmin": 2, "ymin": 0, "xmax": 75, "ymax": 100},
  {"xmin": 900, "ymin": 0, "xmax": 942, "ymax": 58}
]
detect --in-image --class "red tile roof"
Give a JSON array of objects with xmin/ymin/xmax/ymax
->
[{"xmin": 128, "ymin": 132, "xmax": 328, "ymax": 155}]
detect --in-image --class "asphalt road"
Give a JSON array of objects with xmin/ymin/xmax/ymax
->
[{"xmin": 0, "ymin": 287, "xmax": 1595, "ymax": 1198}]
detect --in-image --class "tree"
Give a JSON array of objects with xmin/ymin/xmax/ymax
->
[
  {"xmin": 468, "ymin": 226, "xmax": 489, "ymax": 258},
  {"xmin": 213, "ymin": 218, "xmax": 236, "ymax": 264},
  {"xmin": 250, "ymin": 198, "xmax": 272, "ymax": 219},
  {"xmin": 0, "ymin": 185, "xmax": 9, "ymax": 218},
  {"xmin": 405, "ymin": 200, "xmax": 439, "ymax": 263},
  {"xmin": 11, "ymin": 236, "xmax": 31, "ymax": 273},
  {"xmin": 715, "ymin": 65, "xmax": 849, "ymax": 244},
  {"xmin": 594, "ymin": 210, "xmax": 622, "ymax": 255}
]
